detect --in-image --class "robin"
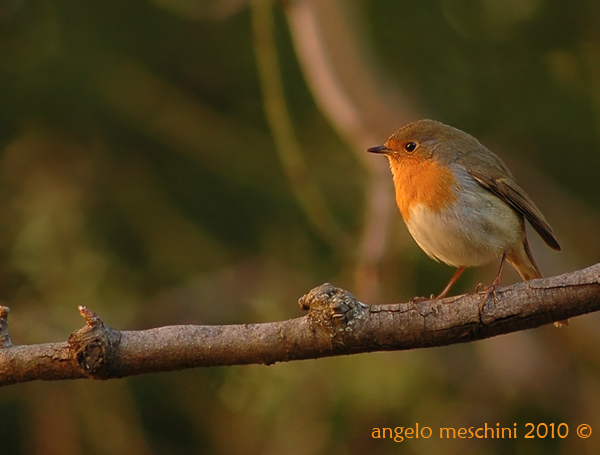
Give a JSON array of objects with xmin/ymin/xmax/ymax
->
[{"xmin": 367, "ymin": 119, "xmax": 565, "ymax": 325}]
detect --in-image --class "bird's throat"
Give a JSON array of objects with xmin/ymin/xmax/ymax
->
[{"xmin": 387, "ymin": 157, "xmax": 458, "ymax": 223}]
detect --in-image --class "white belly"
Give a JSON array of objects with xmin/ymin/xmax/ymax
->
[{"xmin": 405, "ymin": 180, "xmax": 523, "ymax": 268}]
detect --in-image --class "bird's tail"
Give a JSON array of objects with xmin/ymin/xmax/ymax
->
[{"xmin": 508, "ymin": 236, "xmax": 569, "ymax": 328}]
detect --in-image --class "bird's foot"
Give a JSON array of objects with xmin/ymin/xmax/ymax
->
[
  {"xmin": 475, "ymin": 282, "xmax": 499, "ymax": 316},
  {"xmin": 409, "ymin": 295, "xmax": 433, "ymax": 304}
]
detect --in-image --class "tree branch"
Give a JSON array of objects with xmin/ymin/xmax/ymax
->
[{"xmin": 0, "ymin": 264, "xmax": 598, "ymax": 387}]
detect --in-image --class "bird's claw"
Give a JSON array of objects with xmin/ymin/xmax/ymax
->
[
  {"xmin": 409, "ymin": 295, "xmax": 430, "ymax": 304},
  {"xmin": 476, "ymin": 282, "xmax": 499, "ymax": 315}
]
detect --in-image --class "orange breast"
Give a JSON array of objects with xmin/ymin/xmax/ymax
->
[{"xmin": 388, "ymin": 156, "xmax": 458, "ymax": 222}]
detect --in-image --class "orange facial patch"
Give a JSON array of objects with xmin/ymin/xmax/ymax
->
[
  {"xmin": 387, "ymin": 154, "xmax": 458, "ymax": 222},
  {"xmin": 385, "ymin": 138, "xmax": 404, "ymax": 151}
]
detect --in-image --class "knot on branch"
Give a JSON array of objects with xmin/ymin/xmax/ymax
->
[
  {"xmin": 0, "ymin": 306, "xmax": 11, "ymax": 348},
  {"xmin": 298, "ymin": 283, "xmax": 367, "ymax": 333},
  {"xmin": 67, "ymin": 306, "xmax": 122, "ymax": 379}
]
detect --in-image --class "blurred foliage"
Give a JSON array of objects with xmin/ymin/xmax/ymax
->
[{"xmin": 1, "ymin": 0, "xmax": 600, "ymax": 454}]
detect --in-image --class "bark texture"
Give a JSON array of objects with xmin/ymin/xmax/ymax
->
[{"xmin": 0, "ymin": 264, "xmax": 598, "ymax": 387}]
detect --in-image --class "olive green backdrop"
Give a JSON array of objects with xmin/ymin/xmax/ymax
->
[{"xmin": 1, "ymin": 0, "xmax": 599, "ymax": 454}]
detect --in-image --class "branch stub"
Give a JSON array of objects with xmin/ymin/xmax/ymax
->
[{"xmin": 67, "ymin": 306, "xmax": 122, "ymax": 379}]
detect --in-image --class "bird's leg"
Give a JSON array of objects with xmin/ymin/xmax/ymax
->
[
  {"xmin": 491, "ymin": 251, "xmax": 507, "ymax": 289},
  {"xmin": 436, "ymin": 266, "xmax": 467, "ymax": 299},
  {"xmin": 476, "ymin": 252, "xmax": 507, "ymax": 315},
  {"xmin": 476, "ymin": 251, "xmax": 507, "ymax": 297}
]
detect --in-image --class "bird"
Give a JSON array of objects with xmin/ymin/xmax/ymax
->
[{"xmin": 367, "ymin": 119, "xmax": 565, "ymax": 326}]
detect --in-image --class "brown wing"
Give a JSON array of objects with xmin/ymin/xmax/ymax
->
[{"xmin": 468, "ymin": 170, "xmax": 561, "ymax": 251}]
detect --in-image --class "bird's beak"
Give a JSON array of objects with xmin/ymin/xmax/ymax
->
[{"xmin": 367, "ymin": 145, "xmax": 391, "ymax": 154}]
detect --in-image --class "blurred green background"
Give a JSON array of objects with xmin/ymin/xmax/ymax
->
[{"xmin": 1, "ymin": 0, "xmax": 600, "ymax": 453}]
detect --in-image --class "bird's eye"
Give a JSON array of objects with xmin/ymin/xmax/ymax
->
[{"xmin": 404, "ymin": 142, "xmax": 417, "ymax": 152}]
